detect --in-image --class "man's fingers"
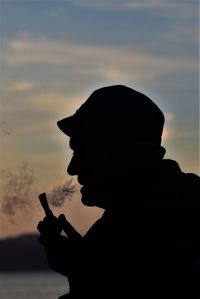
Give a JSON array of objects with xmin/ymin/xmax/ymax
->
[
  {"xmin": 37, "ymin": 221, "xmax": 44, "ymax": 233},
  {"xmin": 37, "ymin": 217, "xmax": 51, "ymax": 233},
  {"xmin": 58, "ymin": 214, "xmax": 82, "ymax": 240},
  {"xmin": 37, "ymin": 214, "xmax": 81, "ymax": 239}
]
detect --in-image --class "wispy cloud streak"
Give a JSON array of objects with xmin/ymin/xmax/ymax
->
[
  {"xmin": 68, "ymin": 0, "xmax": 198, "ymax": 17},
  {"xmin": 0, "ymin": 36, "xmax": 196, "ymax": 83}
]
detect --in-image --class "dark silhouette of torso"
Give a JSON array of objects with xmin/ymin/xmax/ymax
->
[{"xmin": 66, "ymin": 159, "xmax": 200, "ymax": 298}]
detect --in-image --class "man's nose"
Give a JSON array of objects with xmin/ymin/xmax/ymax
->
[{"xmin": 67, "ymin": 156, "xmax": 78, "ymax": 176}]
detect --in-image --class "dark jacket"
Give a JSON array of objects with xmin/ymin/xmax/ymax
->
[{"xmin": 43, "ymin": 159, "xmax": 200, "ymax": 298}]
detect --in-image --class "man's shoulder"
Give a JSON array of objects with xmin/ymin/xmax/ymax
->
[
  {"xmin": 162, "ymin": 159, "xmax": 199, "ymax": 182},
  {"xmin": 161, "ymin": 159, "xmax": 200, "ymax": 199},
  {"xmin": 181, "ymin": 171, "xmax": 200, "ymax": 196},
  {"xmin": 183, "ymin": 171, "xmax": 200, "ymax": 185}
]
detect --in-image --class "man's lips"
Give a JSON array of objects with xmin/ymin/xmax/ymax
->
[
  {"xmin": 80, "ymin": 184, "xmax": 91, "ymax": 195},
  {"xmin": 80, "ymin": 185, "xmax": 85, "ymax": 193},
  {"xmin": 80, "ymin": 185, "xmax": 90, "ymax": 198}
]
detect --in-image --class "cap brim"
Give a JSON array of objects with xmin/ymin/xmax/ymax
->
[{"xmin": 57, "ymin": 116, "xmax": 76, "ymax": 136}]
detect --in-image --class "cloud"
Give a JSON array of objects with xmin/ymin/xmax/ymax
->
[
  {"xmin": 0, "ymin": 35, "xmax": 196, "ymax": 85},
  {"xmin": 68, "ymin": 0, "xmax": 159, "ymax": 8},
  {"xmin": 66, "ymin": 0, "xmax": 198, "ymax": 23},
  {"xmin": 126, "ymin": 0, "xmax": 171, "ymax": 8},
  {"xmin": 1, "ymin": 35, "xmax": 197, "ymax": 151},
  {"xmin": 1, "ymin": 34, "xmax": 198, "ymax": 181},
  {"xmin": 162, "ymin": 127, "xmax": 170, "ymax": 142},
  {"xmin": 165, "ymin": 113, "xmax": 175, "ymax": 122},
  {"xmin": 68, "ymin": 0, "xmax": 198, "ymax": 15},
  {"xmin": 163, "ymin": 26, "xmax": 199, "ymax": 44},
  {"xmin": 162, "ymin": 112, "xmax": 197, "ymax": 145},
  {"xmin": 10, "ymin": 81, "xmax": 36, "ymax": 92},
  {"xmin": 126, "ymin": 0, "xmax": 198, "ymax": 8},
  {"xmin": 162, "ymin": 124, "xmax": 197, "ymax": 143}
]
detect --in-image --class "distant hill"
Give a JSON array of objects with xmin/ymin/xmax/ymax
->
[{"xmin": 0, "ymin": 234, "xmax": 51, "ymax": 272}]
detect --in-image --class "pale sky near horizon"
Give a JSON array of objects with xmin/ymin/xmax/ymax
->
[{"xmin": 0, "ymin": 0, "xmax": 199, "ymax": 239}]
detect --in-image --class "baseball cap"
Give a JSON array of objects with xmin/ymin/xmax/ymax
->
[{"xmin": 57, "ymin": 85, "xmax": 165, "ymax": 145}]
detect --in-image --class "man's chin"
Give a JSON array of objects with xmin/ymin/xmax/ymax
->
[
  {"xmin": 80, "ymin": 186, "xmax": 101, "ymax": 207},
  {"xmin": 80, "ymin": 186, "xmax": 93, "ymax": 206}
]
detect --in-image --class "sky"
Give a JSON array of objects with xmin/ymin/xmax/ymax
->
[{"xmin": 0, "ymin": 0, "xmax": 199, "ymax": 239}]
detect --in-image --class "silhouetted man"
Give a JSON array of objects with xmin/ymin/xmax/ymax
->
[{"xmin": 38, "ymin": 85, "xmax": 200, "ymax": 298}]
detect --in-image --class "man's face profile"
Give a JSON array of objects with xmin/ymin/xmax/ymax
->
[
  {"xmin": 67, "ymin": 135, "xmax": 102, "ymax": 207},
  {"xmin": 57, "ymin": 85, "xmax": 166, "ymax": 208},
  {"xmin": 67, "ymin": 133, "xmax": 118, "ymax": 208}
]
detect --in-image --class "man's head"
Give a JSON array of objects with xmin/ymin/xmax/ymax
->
[{"xmin": 57, "ymin": 85, "xmax": 165, "ymax": 208}]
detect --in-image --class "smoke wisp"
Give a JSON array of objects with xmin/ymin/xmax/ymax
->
[
  {"xmin": 48, "ymin": 180, "xmax": 76, "ymax": 207},
  {"xmin": 1, "ymin": 163, "xmax": 34, "ymax": 218},
  {"xmin": 1, "ymin": 163, "xmax": 77, "ymax": 222}
]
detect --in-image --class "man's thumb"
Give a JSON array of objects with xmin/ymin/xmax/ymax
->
[{"xmin": 58, "ymin": 214, "xmax": 82, "ymax": 240}]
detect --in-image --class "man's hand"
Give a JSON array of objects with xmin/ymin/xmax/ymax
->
[
  {"xmin": 37, "ymin": 213, "xmax": 82, "ymax": 240},
  {"xmin": 37, "ymin": 213, "xmax": 62, "ymax": 238},
  {"xmin": 37, "ymin": 213, "xmax": 82, "ymax": 276}
]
